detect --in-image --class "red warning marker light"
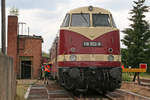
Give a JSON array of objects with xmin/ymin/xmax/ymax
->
[
  {"xmin": 121, "ymin": 65, "xmax": 124, "ymax": 69},
  {"xmin": 140, "ymin": 63, "xmax": 147, "ymax": 69}
]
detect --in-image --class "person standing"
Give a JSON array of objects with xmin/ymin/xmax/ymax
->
[
  {"xmin": 44, "ymin": 64, "xmax": 50, "ymax": 84},
  {"xmin": 41, "ymin": 65, "xmax": 45, "ymax": 80}
]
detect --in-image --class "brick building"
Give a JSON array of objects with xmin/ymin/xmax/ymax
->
[{"xmin": 7, "ymin": 15, "xmax": 43, "ymax": 79}]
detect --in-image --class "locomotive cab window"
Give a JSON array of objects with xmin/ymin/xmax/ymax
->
[
  {"xmin": 93, "ymin": 14, "xmax": 111, "ymax": 27},
  {"xmin": 71, "ymin": 13, "xmax": 90, "ymax": 27},
  {"xmin": 62, "ymin": 14, "xmax": 70, "ymax": 27},
  {"xmin": 110, "ymin": 14, "xmax": 117, "ymax": 28}
]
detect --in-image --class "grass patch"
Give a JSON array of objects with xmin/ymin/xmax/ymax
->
[
  {"xmin": 140, "ymin": 72, "xmax": 150, "ymax": 78},
  {"xmin": 122, "ymin": 72, "xmax": 150, "ymax": 83},
  {"xmin": 15, "ymin": 80, "xmax": 38, "ymax": 100},
  {"xmin": 15, "ymin": 84, "xmax": 29, "ymax": 100},
  {"xmin": 122, "ymin": 73, "xmax": 132, "ymax": 82}
]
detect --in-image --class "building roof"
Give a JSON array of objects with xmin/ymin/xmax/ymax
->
[{"xmin": 18, "ymin": 35, "xmax": 43, "ymax": 42}]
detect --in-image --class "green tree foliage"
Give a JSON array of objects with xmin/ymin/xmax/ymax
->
[
  {"xmin": 0, "ymin": 48, "xmax": 2, "ymax": 54},
  {"xmin": 42, "ymin": 52, "xmax": 49, "ymax": 58},
  {"xmin": 121, "ymin": 0, "xmax": 150, "ymax": 70},
  {"xmin": 145, "ymin": 23, "xmax": 150, "ymax": 72},
  {"xmin": 121, "ymin": 48, "xmax": 128, "ymax": 67}
]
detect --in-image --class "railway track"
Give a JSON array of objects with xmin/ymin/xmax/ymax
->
[
  {"xmin": 107, "ymin": 89, "xmax": 150, "ymax": 100},
  {"xmin": 46, "ymin": 80, "xmax": 113, "ymax": 100},
  {"xmin": 71, "ymin": 91, "xmax": 113, "ymax": 100},
  {"xmin": 138, "ymin": 78, "xmax": 150, "ymax": 87},
  {"xmin": 26, "ymin": 80, "xmax": 150, "ymax": 100}
]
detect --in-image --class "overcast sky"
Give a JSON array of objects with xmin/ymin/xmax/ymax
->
[{"xmin": 0, "ymin": 0, "xmax": 150, "ymax": 53}]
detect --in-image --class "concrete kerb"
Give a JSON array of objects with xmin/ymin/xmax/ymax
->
[
  {"xmin": 45, "ymin": 85, "xmax": 49, "ymax": 99},
  {"xmin": 24, "ymin": 85, "xmax": 32, "ymax": 100}
]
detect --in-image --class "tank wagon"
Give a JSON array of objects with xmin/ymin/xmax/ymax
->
[{"xmin": 50, "ymin": 6, "xmax": 122, "ymax": 93}]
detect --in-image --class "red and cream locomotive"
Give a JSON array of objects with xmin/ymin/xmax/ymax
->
[{"xmin": 50, "ymin": 6, "xmax": 122, "ymax": 93}]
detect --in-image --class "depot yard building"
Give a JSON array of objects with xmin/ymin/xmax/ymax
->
[{"xmin": 7, "ymin": 15, "xmax": 43, "ymax": 79}]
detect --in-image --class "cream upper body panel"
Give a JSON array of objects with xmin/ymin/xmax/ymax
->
[
  {"xmin": 60, "ymin": 6, "xmax": 119, "ymax": 40},
  {"xmin": 57, "ymin": 54, "xmax": 121, "ymax": 62},
  {"xmin": 69, "ymin": 6, "xmax": 111, "ymax": 14}
]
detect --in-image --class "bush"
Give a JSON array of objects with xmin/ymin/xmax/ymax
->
[{"xmin": 122, "ymin": 73, "xmax": 132, "ymax": 82}]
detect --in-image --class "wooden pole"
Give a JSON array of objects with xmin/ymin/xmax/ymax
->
[
  {"xmin": 137, "ymin": 72, "xmax": 141, "ymax": 85},
  {"xmin": 1, "ymin": 0, "xmax": 6, "ymax": 54}
]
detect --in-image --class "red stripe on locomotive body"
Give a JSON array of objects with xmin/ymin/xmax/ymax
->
[
  {"xmin": 59, "ymin": 29, "xmax": 120, "ymax": 55},
  {"xmin": 58, "ymin": 29, "xmax": 121, "ymax": 67},
  {"xmin": 58, "ymin": 61, "xmax": 121, "ymax": 67}
]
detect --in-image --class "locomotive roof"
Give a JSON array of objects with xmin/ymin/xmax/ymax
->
[{"xmin": 68, "ymin": 6, "xmax": 111, "ymax": 14}]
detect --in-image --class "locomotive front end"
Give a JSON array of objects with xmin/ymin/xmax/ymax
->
[{"xmin": 57, "ymin": 6, "xmax": 122, "ymax": 93}]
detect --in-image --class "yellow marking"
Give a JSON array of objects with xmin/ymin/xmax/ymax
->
[
  {"xmin": 61, "ymin": 27, "xmax": 118, "ymax": 40},
  {"xmin": 122, "ymin": 68, "xmax": 146, "ymax": 72},
  {"xmin": 57, "ymin": 54, "xmax": 121, "ymax": 62}
]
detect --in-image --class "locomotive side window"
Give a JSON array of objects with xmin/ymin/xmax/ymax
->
[
  {"xmin": 93, "ymin": 14, "xmax": 111, "ymax": 27},
  {"xmin": 110, "ymin": 14, "xmax": 117, "ymax": 28},
  {"xmin": 71, "ymin": 13, "xmax": 90, "ymax": 27},
  {"xmin": 62, "ymin": 14, "xmax": 70, "ymax": 27}
]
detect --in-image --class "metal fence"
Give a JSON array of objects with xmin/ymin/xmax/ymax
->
[{"xmin": 0, "ymin": 53, "xmax": 16, "ymax": 100}]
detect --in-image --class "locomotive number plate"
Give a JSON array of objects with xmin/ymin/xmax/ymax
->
[{"xmin": 83, "ymin": 41, "xmax": 101, "ymax": 47}]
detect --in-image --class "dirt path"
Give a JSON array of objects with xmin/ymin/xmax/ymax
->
[{"xmin": 121, "ymin": 82, "xmax": 150, "ymax": 98}]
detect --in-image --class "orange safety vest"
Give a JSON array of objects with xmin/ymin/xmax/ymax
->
[{"xmin": 44, "ymin": 65, "xmax": 50, "ymax": 72}]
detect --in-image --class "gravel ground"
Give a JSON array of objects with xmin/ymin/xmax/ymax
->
[{"xmin": 121, "ymin": 81, "xmax": 150, "ymax": 98}]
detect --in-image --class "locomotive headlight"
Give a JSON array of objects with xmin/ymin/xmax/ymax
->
[
  {"xmin": 88, "ymin": 6, "xmax": 93, "ymax": 11},
  {"xmin": 108, "ymin": 55, "xmax": 114, "ymax": 61},
  {"xmin": 70, "ymin": 55, "xmax": 77, "ymax": 61}
]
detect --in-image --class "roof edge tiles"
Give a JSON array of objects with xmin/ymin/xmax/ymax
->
[{"xmin": 18, "ymin": 35, "xmax": 43, "ymax": 42}]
